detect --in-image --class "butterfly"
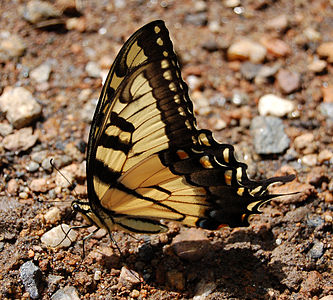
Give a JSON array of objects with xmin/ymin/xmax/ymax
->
[{"xmin": 72, "ymin": 20, "xmax": 295, "ymax": 235}]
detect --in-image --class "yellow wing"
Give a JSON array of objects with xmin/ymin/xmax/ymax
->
[{"xmin": 72, "ymin": 20, "xmax": 295, "ymax": 234}]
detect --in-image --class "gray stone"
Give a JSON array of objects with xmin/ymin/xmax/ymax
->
[
  {"xmin": 309, "ymin": 241, "xmax": 324, "ymax": 259},
  {"xmin": 26, "ymin": 161, "xmax": 40, "ymax": 172},
  {"xmin": 320, "ymin": 103, "xmax": 333, "ymax": 120},
  {"xmin": 240, "ymin": 62, "xmax": 262, "ymax": 80},
  {"xmin": 19, "ymin": 261, "xmax": 42, "ymax": 299},
  {"xmin": 250, "ymin": 116, "xmax": 290, "ymax": 154}
]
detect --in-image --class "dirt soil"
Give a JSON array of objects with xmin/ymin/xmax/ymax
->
[{"xmin": 0, "ymin": 1, "xmax": 332, "ymax": 299}]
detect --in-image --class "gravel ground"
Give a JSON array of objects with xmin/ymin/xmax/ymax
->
[{"xmin": 0, "ymin": 1, "xmax": 332, "ymax": 299}]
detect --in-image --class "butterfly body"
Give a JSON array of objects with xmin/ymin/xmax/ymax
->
[{"xmin": 72, "ymin": 20, "xmax": 295, "ymax": 235}]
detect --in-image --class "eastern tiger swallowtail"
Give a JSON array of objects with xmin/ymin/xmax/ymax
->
[{"xmin": 72, "ymin": 20, "xmax": 295, "ymax": 235}]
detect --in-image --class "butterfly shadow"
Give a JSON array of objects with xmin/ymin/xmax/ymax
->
[{"xmin": 92, "ymin": 228, "xmax": 289, "ymax": 299}]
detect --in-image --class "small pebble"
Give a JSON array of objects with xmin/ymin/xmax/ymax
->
[
  {"xmin": 266, "ymin": 14, "xmax": 289, "ymax": 31},
  {"xmin": 250, "ymin": 116, "xmax": 290, "ymax": 154},
  {"xmin": 304, "ymin": 27, "xmax": 321, "ymax": 42},
  {"xmin": 31, "ymin": 150, "xmax": 48, "ymax": 164},
  {"xmin": 227, "ymin": 39, "xmax": 266, "ymax": 63},
  {"xmin": 51, "ymin": 286, "xmax": 80, "ymax": 300},
  {"xmin": 322, "ymin": 85, "xmax": 333, "ymax": 103},
  {"xmin": 119, "ymin": 266, "xmax": 140, "ymax": 289},
  {"xmin": 254, "ymin": 64, "xmax": 280, "ymax": 85},
  {"xmin": 213, "ymin": 118, "xmax": 227, "ymax": 131},
  {"xmin": 19, "ymin": 192, "xmax": 29, "ymax": 199},
  {"xmin": 131, "ymin": 289, "xmax": 140, "ymax": 298},
  {"xmin": 47, "ymin": 274, "xmax": 63, "ymax": 285},
  {"xmin": 261, "ymin": 37, "xmax": 291, "ymax": 57},
  {"xmin": 29, "ymin": 178, "xmax": 49, "ymax": 193},
  {"xmin": 2, "ymin": 127, "xmax": 38, "ymax": 152},
  {"xmin": 41, "ymin": 224, "xmax": 77, "ymax": 248},
  {"xmin": 0, "ymin": 122, "xmax": 13, "ymax": 136},
  {"xmin": 85, "ymin": 61, "xmax": 101, "ymax": 78},
  {"xmin": 7, "ymin": 178, "xmax": 19, "ymax": 195},
  {"xmin": 258, "ymin": 94, "xmax": 294, "ymax": 117},
  {"xmin": 294, "ymin": 133, "xmax": 314, "ymax": 150},
  {"xmin": 19, "ymin": 261, "xmax": 42, "ymax": 299},
  {"xmin": 184, "ymin": 12, "xmax": 208, "ymax": 26},
  {"xmin": 224, "ymin": 0, "xmax": 240, "ymax": 8},
  {"xmin": 0, "ymin": 87, "xmax": 42, "ymax": 129},
  {"xmin": 202, "ymin": 39, "xmax": 219, "ymax": 52},
  {"xmin": 301, "ymin": 154, "xmax": 318, "ymax": 167},
  {"xmin": 276, "ymin": 69, "xmax": 301, "ymax": 94},
  {"xmin": 231, "ymin": 91, "xmax": 249, "ymax": 106},
  {"xmin": 94, "ymin": 270, "xmax": 102, "ymax": 281},
  {"xmin": 187, "ymin": 75, "xmax": 202, "ymax": 91},
  {"xmin": 0, "ymin": 33, "xmax": 26, "ymax": 59},
  {"xmin": 208, "ymin": 20, "xmax": 220, "ymax": 33},
  {"xmin": 30, "ymin": 63, "xmax": 52, "ymax": 83},
  {"xmin": 22, "ymin": 0, "xmax": 61, "ymax": 24},
  {"xmin": 44, "ymin": 207, "xmax": 61, "ymax": 224},
  {"xmin": 320, "ymin": 103, "xmax": 333, "ymax": 120},
  {"xmin": 41, "ymin": 158, "xmax": 53, "ymax": 173},
  {"xmin": 300, "ymin": 271, "xmax": 322, "ymax": 294},
  {"xmin": 307, "ymin": 59, "xmax": 327, "ymax": 73},
  {"xmin": 193, "ymin": 1, "xmax": 207, "ymax": 12},
  {"xmin": 307, "ymin": 215, "xmax": 324, "ymax": 228},
  {"xmin": 318, "ymin": 149, "xmax": 333, "ymax": 163},
  {"xmin": 317, "ymin": 42, "xmax": 333, "ymax": 63},
  {"xmin": 240, "ymin": 62, "xmax": 262, "ymax": 80},
  {"xmin": 66, "ymin": 17, "xmax": 86, "ymax": 32},
  {"xmin": 26, "ymin": 161, "xmax": 40, "ymax": 173}
]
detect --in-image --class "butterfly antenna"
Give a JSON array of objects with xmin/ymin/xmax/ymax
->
[{"xmin": 50, "ymin": 158, "xmax": 77, "ymax": 195}]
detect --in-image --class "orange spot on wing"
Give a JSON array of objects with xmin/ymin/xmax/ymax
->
[{"xmin": 176, "ymin": 150, "xmax": 189, "ymax": 160}]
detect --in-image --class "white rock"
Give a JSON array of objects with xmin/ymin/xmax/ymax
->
[
  {"xmin": 224, "ymin": 0, "xmax": 240, "ymax": 8},
  {"xmin": 304, "ymin": 27, "xmax": 321, "ymax": 42},
  {"xmin": 51, "ymin": 286, "xmax": 80, "ymax": 300},
  {"xmin": 2, "ymin": 127, "xmax": 38, "ymax": 152},
  {"xmin": 0, "ymin": 122, "xmax": 13, "ymax": 136},
  {"xmin": 301, "ymin": 154, "xmax": 317, "ymax": 167},
  {"xmin": 85, "ymin": 61, "xmax": 101, "ymax": 78},
  {"xmin": 94, "ymin": 270, "xmax": 102, "ymax": 281},
  {"xmin": 0, "ymin": 33, "xmax": 26, "ymax": 58},
  {"xmin": 294, "ymin": 133, "xmax": 314, "ymax": 150},
  {"xmin": 41, "ymin": 224, "xmax": 77, "ymax": 248},
  {"xmin": 0, "ymin": 87, "xmax": 42, "ymax": 129},
  {"xmin": 307, "ymin": 59, "xmax": 327, "ymax": 73},
  {"xmin": 227, "ymin": 39, "xmax": 266, "ymax": 63},
  {"xmin": 44, "ymin": 207, "xmax": 61, "ymax": 224},
  {"xmin": 258, "ymin": 94, "xmax": 294, "ymax": 117},
  {"xmin": 30, "ymin": 63, "xmax": 52, "ymax": 82}
]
